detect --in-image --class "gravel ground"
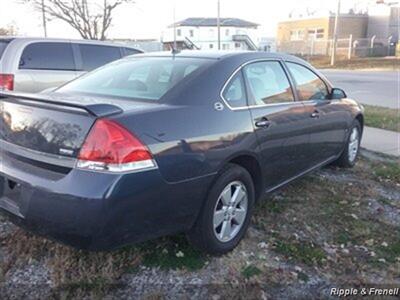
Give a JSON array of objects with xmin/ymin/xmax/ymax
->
[{"xmin": 0, "ymin": 150, "xmax": 399, "ymax": 299}]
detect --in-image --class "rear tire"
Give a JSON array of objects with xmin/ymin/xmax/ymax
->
[
  {"xmin": 187, "ymin": 164, "xmax": 255, "ymax": 255},
  {"xmin": 334, "ymin": 120, "xmax": 361, "ymax": 168}
]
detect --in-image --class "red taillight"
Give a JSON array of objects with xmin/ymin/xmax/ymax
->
[
  {"xmin": 0, "ymin": 74, "xmax": 14, "ymax": 91},
  {"xmin": 77, "ymin": 119, "xmax": 155, "ymax": 172}
]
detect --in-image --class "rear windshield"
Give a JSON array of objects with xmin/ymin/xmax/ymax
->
[
  {"xmin": 57, "ymin": 57, "xmax": 212, "ymax": 101},
  {"xmin": 0, "ymin": 40, "xmax": 11, "ymax": 60}
]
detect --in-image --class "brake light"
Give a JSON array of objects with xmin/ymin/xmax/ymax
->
[
  {"xmin": 77, "ymin": 119, "xmax": 156, "ymax": 172},
  {"xmin": 0, "ymin": 74, "xmax": 14, "ymax": 91}
]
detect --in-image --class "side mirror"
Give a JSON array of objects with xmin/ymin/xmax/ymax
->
[{"xmin": 330, "ymin": 88, "xmax": 347, "ymax": 100}]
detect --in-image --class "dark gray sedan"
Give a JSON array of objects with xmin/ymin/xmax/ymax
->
[{"xmin": 0, "ymin": 51, "xmax": 363, "ymax": 254}]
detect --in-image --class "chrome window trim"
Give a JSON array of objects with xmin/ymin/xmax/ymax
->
[{"xmin": 219, "ymin": 58, "xmax": 298, "ymax": 111}]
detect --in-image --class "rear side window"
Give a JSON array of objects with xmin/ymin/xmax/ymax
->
[
  {"xmin": 123, "ymin": 47, "xmax": 141, "ymax": 57},
  {"xmin": 243, "ymin": 61, "xmax": 294, "ymax": 105},
  {"xmin": 78, "ymin": 44, "xmax": 121, "ymax": 71},
  {"xmin": 286, "ymin": 62, "xmax": 329, "ymax": 101},
  {"xmin": 0, "ymin": 40, "xmax": 11, "ymax": 60},
  {"xmin": 222, "ymin": 72, "xmax": 247, "ymax": 108},
  {"xmin": 19, "ymin": 42, "xmax": 76, "ymax": 70}
]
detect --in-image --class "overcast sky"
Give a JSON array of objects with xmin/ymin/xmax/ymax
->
[{"xmin": 0, "ymin": 0, "xmax": 376, "ymax": 39}]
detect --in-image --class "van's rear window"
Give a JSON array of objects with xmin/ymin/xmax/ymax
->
[{"xmin": 0, "ymin": 40, "xmax": 11, "ymax": 60}]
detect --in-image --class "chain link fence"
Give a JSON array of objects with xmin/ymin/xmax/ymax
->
[{"xmin": 277, "ymin": 35, "xmax": 397, "ymax": 60}]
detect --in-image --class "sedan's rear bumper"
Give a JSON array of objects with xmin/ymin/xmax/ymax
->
[{"xmin": 0, "ymin": 153, "xmax": 213, "ymax": 250}]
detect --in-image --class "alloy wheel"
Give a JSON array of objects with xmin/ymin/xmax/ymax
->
[
  {"xmin": 348, "ymin": 127, "xmax": 359, "ymax": 162},
  {"xmin": 213, "ymin": 181, "xmax": 248, "ymax": 242}
]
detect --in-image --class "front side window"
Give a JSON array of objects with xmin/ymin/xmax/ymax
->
[
  {"xmin": 243, "ymin": 61, "xmax": 294, "ymax": 105},
  {"xmin": 286, "ymin": 62, "xmax": 329, "ymax": 101},
  {"xmin": 19, "ymin": 42, "xmax": 75, "ymax": 70},
  {"xmin": 79, "ymin": 44, "xmax": 121, "ymax": 71},
  {"xmin": 57, "ymin": 57, "xmax": 210, "ymax": 101},
  {"xmin": 222, "ymin": 72, "xmax": 247, "ymax": 108}
]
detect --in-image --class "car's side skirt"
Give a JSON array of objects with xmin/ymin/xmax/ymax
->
[{"xmin": 264, "ymin": 155, "xmax": 338, "ymax": 194}]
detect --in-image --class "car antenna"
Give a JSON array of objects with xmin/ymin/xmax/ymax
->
[
  {"xmin": 171, "ymin": 3, "xmax": 180, "ymax": 56},
  {"xmin": 172, "ymin": 47, "xmax": 181, "ymax": 55}
]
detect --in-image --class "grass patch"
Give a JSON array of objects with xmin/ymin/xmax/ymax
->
[
  {"xmin": 335, "ymin": 231, "xmax": 353, "ymax": 245},
  {"xmin": 241, "ymin": 265, "xmax": 262, "ymax": 279},
  {"xmin": 260, "ymin": 198, "xmax": 286, "ymax": 214},
  {"xmin": 0, "ymin": 229, "xmax": 142, "ymax": 289},
  {"xmin": 274, "ymin": 239, "xmax": 326, "ymax": 266},
  {"xmin": 297, "ymin": 271, "xmax": 309, "ymax": 282},
  {"xmin": 140, "ymin": 235, "xmax": 207, "ymax": 271},
  {"xmin": 305, "ymin": 56, "xmax": 400, "ymax": 70},
  {"xmin": 378, "ymin": 242, "xmax": 400, "ymax": 263},
  {"xmin": 363, "ymin": 105, "xmax": 399, "ymax": 132},
  {"xmin": 371, "ymin": 161, "xmax": 400, "ymax": 182}
]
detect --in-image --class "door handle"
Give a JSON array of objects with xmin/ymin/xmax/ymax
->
[
  {"xmin": 310, "ymin": 110, "xmax": 320, "ymax": 118},
  {"xmin": 255, "ymin": 119, "xmax": 271, "ymax": 128}
]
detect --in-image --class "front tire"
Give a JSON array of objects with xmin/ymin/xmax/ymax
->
[
  {"xmin": 334, "ymin": 119, "xmax": 361, "ymax": 168},
  {"xmin": 187, "ymin": 164, "xmax": 255, "ymax": 255}
]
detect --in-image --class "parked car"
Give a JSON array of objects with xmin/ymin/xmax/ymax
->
[
  {"xmin": 0, "ymin": 51, "xmax": 364, "ymax": 254},
  {"xmin": 0, "ymin": 37, "xmax": 142, "ymax": 93}
]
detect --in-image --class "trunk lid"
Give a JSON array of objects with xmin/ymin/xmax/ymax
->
[{"xmin": 0, "ymin": 91, "xmax": 125, "ymax": 161}]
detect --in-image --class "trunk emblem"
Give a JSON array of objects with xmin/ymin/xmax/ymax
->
[{"xmin": 59, "ymin": 148, "xmax": 74, "ymax": 156}]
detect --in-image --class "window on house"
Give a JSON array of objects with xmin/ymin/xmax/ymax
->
[
  {"xmin": 290, "ymin": 30, "xmax": 304, "ymax": 41},
  {"xmin": 225, "ymin": 29, "xmax": 230, "ymax": 36},
  {"xmin": 308, "ymin": 28, "xmax": 324, "ymax": 40},
  {"xmin": 316, "ymin": 28, "xmax": 324, "ymax": 39},
  {"xmin": 189, "ymin": 30, "xmax": 194, "ymax": 37},
  {"xmin": 209, "ymin": 44, "xmax": 214, "ymax": 49},
  {"xmin": 177, "ymin": 29, "xmax": 181, "ymax": 36},
  {"xmin": 222, "ymin": 44, "xmax": 230, "ymax": 50},
  {"xmin": 235, "ymin": 42, "xmax": 241, "ymax": 48}
]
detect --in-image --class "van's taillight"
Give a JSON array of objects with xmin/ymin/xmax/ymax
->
[
  {"xmin": 0, "ymin": 74, "xmax": 14, "ymax": 91},
  {"xmin": 77, "ymin": 119, "xmax": 156, "ymax": 172}
]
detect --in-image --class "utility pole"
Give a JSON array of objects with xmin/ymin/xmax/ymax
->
[
  {"xmin": 41, "ymin": 0, "xmax": 47, "ymax": 37},
  {"xmin": 173, "ymin": 3, "xmax": 177, "ymax": 51},
  {"xmin": 330, "ymin": 0, "xmax": 341, "ymax": 66},
  {"xmin": 217, "ymin": 0, "xmax": 221, "ymax": 50}
]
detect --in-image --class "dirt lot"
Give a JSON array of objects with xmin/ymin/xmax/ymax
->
[{"xmin": 0, "ymin": 150, "xmax": 399, "ymax": 299}]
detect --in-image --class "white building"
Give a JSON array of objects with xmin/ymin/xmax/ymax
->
[{"xmin": 162, "ymin": 18, "xmax": 259, "ymax": 51}]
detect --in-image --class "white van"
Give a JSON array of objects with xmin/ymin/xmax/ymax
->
[{"xmin": 0, "ymin": 37, "xmax": 142, "ymax": 93}]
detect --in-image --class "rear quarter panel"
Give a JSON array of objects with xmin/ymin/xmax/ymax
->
[{"xmin": 113, "ymin": 104, "xmax": 257, "ymax": 183}]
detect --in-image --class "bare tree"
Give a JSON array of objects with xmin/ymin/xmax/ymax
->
[
  {"xmin": 0, "ymin": 24, "xmax": 18, "ymax": 36},
  {"xmin": 24, "ymin": 0, "xmax": 134, "ymax": 40}
]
